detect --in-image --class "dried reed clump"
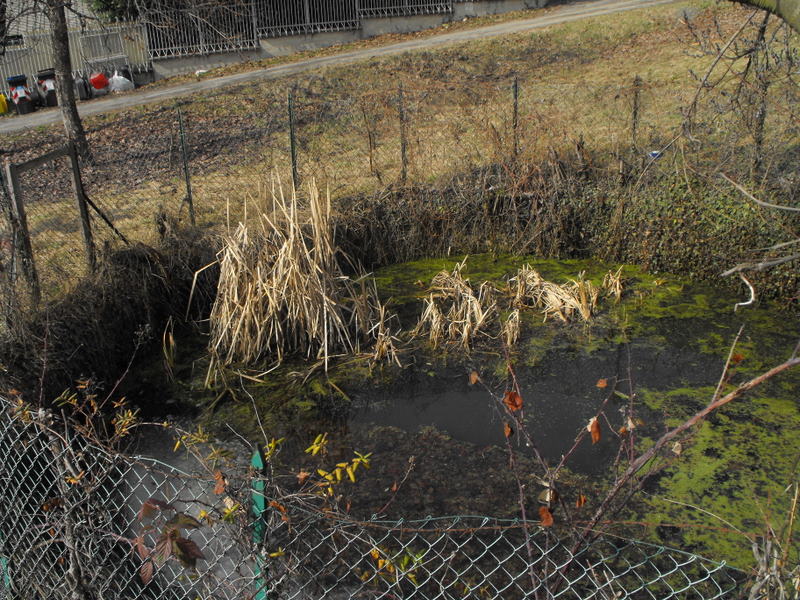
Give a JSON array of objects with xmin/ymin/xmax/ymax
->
[
  {"xmin": 413, "ymin": 258, "xmax": 497, "ymax": 348},
  {"xmin": 207, "ymin": 182, "xmax": 392, "ymax": 378},
  {"xmin": 414, "ymin": 260, "xmax": 627, "ymax": 350},
  {"xmin": 508, "ymin": 267, "xmax": 624, "ymax": 323}
]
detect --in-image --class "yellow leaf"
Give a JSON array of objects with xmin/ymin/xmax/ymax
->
[
  {"xmin": 346, "ymin": 466, "xmax": 356, "ymax": 483},
  {"xmin": 469, "ymin": 371, "xmax": 481, "ymax": 385}
]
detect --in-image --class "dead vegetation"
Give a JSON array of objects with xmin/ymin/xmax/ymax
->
[
  {"xmin": 414, "ymin": 259, "xmax": 627, "ymax": 348},
  {"xmin": 207, "ymin": 181, "xmax": 397, "ymax": 382}
]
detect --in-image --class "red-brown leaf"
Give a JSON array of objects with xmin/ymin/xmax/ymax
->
[
  {"xmin": 469, "ymin": 371, "xmax": 481, "ymax": 385},
  {"xmin": 134, "ymin": 535, "xmax": 149, "ymax": 560},
  {"xmin": 139, "ymin": 498, "xmax": 174, "ymax": 520},
  {"xmin": 213, "ymin": 470, "xmax": 226, "ymax": 495},
  {"xmin": 174, "ymin": 537, "xmax": 205, "ymax": 568},
  {"xmin": 139, "ymin": 560, "xmax": 154, "ymax": 585},
  {"xmin": 539, "ymin": 506, "xmax": 554, "ymax": 527},
  {"xmin": 575, "ymin": 494, "xmax": 587, "ymax": 508},
  {"xmin": 503, "ymin": 422, "xmax": 513, "ymax": 438},
  {"xmin": 596, "ymin": 378, "xmax": 608, "ymax": 389},
  {"xmin": 154, "ymin": 534, "xmax": 173, "ymax": 565},
  {"xmin": 503, "ymin": 390, "xmax": 523, "ymax": 412},
  {"xmin": 297, "ymin": 470, "xmax": 311, "ymax": 485},
  {"xmin": 587, "ymin": 417, "xmax": 601, "ymax": 444}
]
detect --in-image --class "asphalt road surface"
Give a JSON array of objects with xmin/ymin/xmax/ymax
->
[{"xmin": 0, "ymin": 0, "xmax": 678, "ymax": 135}]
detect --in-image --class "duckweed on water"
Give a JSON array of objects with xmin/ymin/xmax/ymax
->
[{"xmin": 193, "ymin": 254, "xmax": 798, "ymax": 569}]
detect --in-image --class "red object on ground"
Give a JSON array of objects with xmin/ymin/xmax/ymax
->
[{"xmin": 89, "ymin": 72, "xmax": 109, "ymax": 90}]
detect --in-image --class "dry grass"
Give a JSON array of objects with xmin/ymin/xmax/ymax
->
[
  {"xmin": 413, "ymin": 258, "xmax": 497, "ymax": 348},
  {"xmin": 414, "ymin": 260, "xmax": 628, "ymax": 349},
  {"xmin": 207, "ymin": 180, "xmax": 392, "ymax": 381}
]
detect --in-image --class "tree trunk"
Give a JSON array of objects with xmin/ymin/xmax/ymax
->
[
  {"xmin": 734, "ymin": 0, "xmax": 800, "ymax": 32},
  {"xmin": 46, "ymin": 0, "xmax": 91, "ymax": 161}
]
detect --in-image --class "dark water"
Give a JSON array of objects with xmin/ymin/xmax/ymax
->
[{"xmin": 348, "ymin": 335, "xmax": 722, "ymax": 474}]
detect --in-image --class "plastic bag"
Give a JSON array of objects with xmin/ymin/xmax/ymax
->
[{"xmin": 109, "ymin": 71, "xmax": 134, "ymax": 93}]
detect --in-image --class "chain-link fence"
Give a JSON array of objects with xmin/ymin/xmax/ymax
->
[
  {"xmin": 0, "ymin": 396, "xmax": 748, "ymax": 600},
  {"xmin": 0, "ymin": 69, "xmax": 667, "ymax": 318}
]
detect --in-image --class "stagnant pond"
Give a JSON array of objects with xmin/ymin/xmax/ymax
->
[{"xmin": 159, "ymin": 254, "xmax": 799, "ymax": 569}]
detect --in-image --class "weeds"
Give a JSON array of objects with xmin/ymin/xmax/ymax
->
[
  {"xmin": 207, "ymin": 180, "xmax": 395, "ymax": 382},
  {"xmin": 414, "ymin": 260, "xmax": 626, "ymax": 348}
]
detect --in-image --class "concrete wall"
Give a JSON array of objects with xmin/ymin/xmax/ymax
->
[
  {"xmin": 152, "ymin": 49, "xmax": 266, "ymax": 80},
  {"xmin": 151, "ymin": 0, "xmax": 549, "ymax": 80}
]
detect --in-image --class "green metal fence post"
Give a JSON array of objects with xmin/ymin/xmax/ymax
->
[
  {"xmin": 177, "ymin": 108, "xmax": 196, "ymax": 226},
  {"xmin": 251, "ymin": 447, "xmax": 267, "ymax": 600}
]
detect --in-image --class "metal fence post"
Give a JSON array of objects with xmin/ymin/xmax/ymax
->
[
  {"xmin": 288, "ymin": 87, "xmax": 299, "ymax": 191},
  {"xmin": 177, "ymin": 108, "xmax": 196, "ymax": 226},
  {"xmin": 632, "ymin": 74, "xmax": 642, "ymax": 151},
  {"xmin": 512, "ymin": 76, "xmax": 519, "ymax": 158},
  {"xmin": 251, "ymin": 447, "xmax": 268, "ymax": 600},
  {"xmin": 3, "ymin": 159, "xmax": 39, "ymax": 307},
  {"xmin": 399, "ymin": 84, "xmax": 408, "ymax": 183},
  {"xmin": 67, "ymin": 143, "xmax": 96, "ymax": 272}
]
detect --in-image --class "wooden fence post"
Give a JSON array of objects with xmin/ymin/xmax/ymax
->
[
  {"xmin": 3, "ymin": 159, "xmax": 40, "ymax": 307},
  {"xmin": 67, "ymin": 143, "xmax": 96, "ymax": 272}
]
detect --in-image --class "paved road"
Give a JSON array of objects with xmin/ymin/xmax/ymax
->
[{"xmin": 1, "ymin": 0, "xmax": 677, "ymax": 134}]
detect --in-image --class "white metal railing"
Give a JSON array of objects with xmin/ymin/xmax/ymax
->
[
  {"xmin": 358, "ymin": 0, "xmax": 454, "ymax": 18},
  {"xmin": 256, "ymin": 0, "xmax": 360, "ymax": 38},
  {"xmin": 143, "ymin": 2, "xmax": 259, "ymax": 60}
]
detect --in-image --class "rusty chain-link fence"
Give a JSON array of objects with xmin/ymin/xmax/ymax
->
[
  {"xmin": 5, "ymin": 71, "xmax": 631, "ymax": 314},
  {"xmin": 0, "ymin": 396, "xmax": 747, "ymax": 600}
]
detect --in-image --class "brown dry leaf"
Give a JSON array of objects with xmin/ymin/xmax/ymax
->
[
  {"xmin": 731, "ymin": 353, "xmax": 745, "ymax": 365},
  {"xmin": 503, "ymin": 391, "xmax": 523, "ymax": 412},
  {"xmin": 596, "ymin": 378, "xmax": 608, "ymax": 389},
  {"xmin": 587, "ymin": 417, "xmax": 601, "ymax": 444},
  {"xmin": 618, "ymin": 426, "xmax": 628, "ymax": 436},
  {"xmin": 391, "ymin": 481, "xmax": 398, "ymax": 492},
  {"xmin": 297, "ymin": 470, "xmax": 311, "ymax": 485},
  {"xmin": 469, "ymin": 370, "xmax": 481, "ymax": 385},
  {"xmin": 503, "ymin": 422, "xmax": 513, "ymax": 438},
  {"xmin": 539, "ymin": 506, "xmax": 554, "ymax": 527},
  {"xmin": 575, "ymin": 494, "xmax": 587, "ymax": 508},
  {"xmin": 213, "ymin": 470, "xmax": 226, "ymax": 495},
  {"xmin": 671, "ymin": 441, "xmax": 683, "ymax": 456}
]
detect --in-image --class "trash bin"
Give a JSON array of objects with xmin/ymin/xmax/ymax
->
[
  {"xmin": 7, "ymin": 75, "xmax": 34, "ymax": 115},
  {"xmin": 74, "ymin": 76, "xmax": 90, "ymax": 101},
  {"xmin": 36, "ymin": 68, "xmax": 58, "ymax": 107}
]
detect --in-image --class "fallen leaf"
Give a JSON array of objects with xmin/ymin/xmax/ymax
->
[
  {"xmin": 503, "ymin": 390, "xmax": 523, "ymax": 412},
  {"xmin": 587, "ymin": 417, "xmax": 601, "ymax": 444},
  {"xmin": 731, "ymin": 353, "xmax": 745, "ymax": 365},
  {"xmin": 503, "ymin": 422, "xmax": 513, "ymax": 438},
  {"xmin": 671, "ymin": 441, "xmax": 682, "ymax": 456},
  {"xmin": 213, "ymin": 470, "xmax": 226, "ymax": 495},
  {"xmin": 391, "ymin": 481, "xmax": 398, "ymax": 492},
  {"xmin": 539, "ymin": 506, "xmax": 554, "ymax": 527},
  {"xmin": 596, "ymin": 378, "xmax": 608, "ymax": 389},
  {"xmin": 575, "ymin": 494, "xmax": 587, "ymax": 508},
  {"xmin": 469, "ymin": 370, "xmax": 481, "ymax": 385},
  {"xmin": 618, "ymin": 426, "xmax": 628, "ymax": 436}
]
